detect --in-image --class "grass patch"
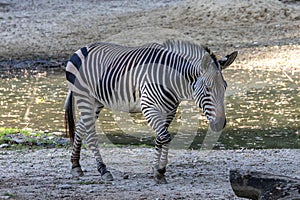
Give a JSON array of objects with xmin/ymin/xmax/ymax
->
[
  {"xmin": 3, "ymin": 192, "xmax": 17, "ymax": 198},
  {"xmin": 0, "ymin": 127, "xmax": 30, "ymax": 137},
  {"xmin": 0, "ymin": 127, "xmax": 69, "ymax": 148}
]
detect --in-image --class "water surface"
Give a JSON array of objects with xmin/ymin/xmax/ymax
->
[{"xmin": 0, "ymin": 68, "xmax": 299, "ymax": 149}]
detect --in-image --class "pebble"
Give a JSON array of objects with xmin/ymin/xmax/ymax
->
[
  {"xmin": 123, "ymin": 173, "xmax": 129, "ymax": 179},
  {"xmin": 12, "ymin": 139, "xmax": 23, "ymax": 144},
  {"xmin": 56, "ymin": 184, "xmax": 72, "ymax": 189},
  {"xmin": 0, "ymin": 144, "xmax": 9, "ymax": 148},
  {"xmin": 0, "ymin": 196, "xmax": 10, "ymax": 199}
]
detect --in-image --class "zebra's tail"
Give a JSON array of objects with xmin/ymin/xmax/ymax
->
[{"xmin": 65, "ymin": 91, "xmax": 75, "ymax": 145}]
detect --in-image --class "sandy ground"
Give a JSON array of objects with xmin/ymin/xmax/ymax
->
[
  {"xmin": 0, "ymin": 147, "xmax": 299, "ymax": 199},
  {"xmin": 1, "ymin": 0, "xmax": 300, "ymax": 71},
  {"xmin": 0, "ymin": 0, "xmax": 300, "ymax": 199}
]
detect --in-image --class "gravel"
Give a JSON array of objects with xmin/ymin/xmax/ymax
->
[{"xmin": 0, "ymin": 147, "xmax": 299, "ymax": 199}]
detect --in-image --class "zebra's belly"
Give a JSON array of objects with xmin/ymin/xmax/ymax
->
[
  {"xmin": 101, "ymin": 98, "xmax": 142, "ymax": 113},
  {"xmin": 128, "ymin": 101, "xmax": 142, "ymax": 113}
]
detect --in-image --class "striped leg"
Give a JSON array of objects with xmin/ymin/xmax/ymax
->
[
  {"xmin": 70, "ymin": 118, "xmax": 85, "ymax": 178},
  {"xmin": 157, "ymin": 109, "xmax": 176, "ymax": 175},
  {"xmin": 152, "ymin": 111, "xmax": 176, "ymax": 184},
  {"xmin": 86, "ymin": 103, "xmax": 113, "ymax": 181},
  {"xmin": 71, "ymin": 96, "xmax": 113, "ymax": 181},
  {"xmin": 153, "ymin": 142, "xmax": 170, "ymax": 184},
  {"xmin": 86, "ymin": 126, "xmax": 113, "ymax": 181},
  {"xmin": 141, "ymin": 93, "xmax": 177, "ymax": 184}
]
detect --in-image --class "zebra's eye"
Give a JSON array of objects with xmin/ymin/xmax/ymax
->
[
  {"xmin": 205, "ymin": 85, "xmax": 211, "ymax": 96},
  {"xmin": 206, "ymin": 86, "xmax": 210, "ymax": 92}
]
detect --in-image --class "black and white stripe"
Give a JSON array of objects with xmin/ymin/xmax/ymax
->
[{"xmin": 65, "ymin": 40, "xmax": 237, "ymax": 183}]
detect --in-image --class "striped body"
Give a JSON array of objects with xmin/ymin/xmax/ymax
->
[
  {"xmin": 65, "ymin": 40, "xmax": 237, "ymax": 183},
  {"xmin": 66, "ymin": 42, "xmax": 197, "ymax": 113}
]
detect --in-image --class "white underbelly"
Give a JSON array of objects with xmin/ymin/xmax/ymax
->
[
  {"xmin": 128, "ymin": 101, "xmax": 142, "ymax": 113},
  {"xmin": 101, "ymin": 98, "xmax": 142, "ymax": 113}
]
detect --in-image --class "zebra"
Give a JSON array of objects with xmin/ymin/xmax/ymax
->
[{"xmin": 65, "ymin": 40, "xmax": 237, "ymax": 183}]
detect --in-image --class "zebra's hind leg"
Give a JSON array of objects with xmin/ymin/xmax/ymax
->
[
  {"xmin": 87, "ymin": 103, "xmax": 113, "ymax": 181},
  {"xmin": 73, "ymin": 97, "xmax": 113, "ymax": 181},
  {"xmin": 86, "ymin": 130, "xmax": 113, "ymax": 181},
  {"xmin": 70, "ymin": 126, "xmax": 114, "ymax": 181},
  {"xmin": 70, "ymin": 119, "xmax": 85, "ymax": 178}
]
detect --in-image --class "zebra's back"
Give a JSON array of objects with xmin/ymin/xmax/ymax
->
[{"xmin": 66, "ymin": 42, "xmax": 194, "ymax": 112}]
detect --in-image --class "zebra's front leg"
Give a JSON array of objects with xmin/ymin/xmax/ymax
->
[
  {"xmin": 141, "ymin": 87, "xmax": 177, "ymax": 184},
  {"xmin": 153, "ymin": 140, "xmax": 170, "ymax": 184},
  {"xmin": 152, "ymin": 113, "xmax": 175, "ymax": 184}
]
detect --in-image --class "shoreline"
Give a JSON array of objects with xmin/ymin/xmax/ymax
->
[{"xmin": 1, "ymin": 0, "xmax": 300, "ymax": 61}]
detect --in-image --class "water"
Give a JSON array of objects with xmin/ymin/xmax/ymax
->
[{"xmin": 0, "ymin": 68, "xmax": 299, "ymax": 149}]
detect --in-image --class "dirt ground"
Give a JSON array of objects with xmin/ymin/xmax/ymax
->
[
  {"xmin": 0, "ymin": 0, "xmax": 300, "ymax": 199},
  {"xmin": 1, "ymin": 0, "xmax": 300, "ymax": 70},
  {"xmin": 0, "ymin": 147, "xmax": 299, "ymax": 200}
]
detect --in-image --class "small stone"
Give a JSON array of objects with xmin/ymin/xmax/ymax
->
[
  {"xmin": 12, "ymin": 139, "xmax": 23, "ymax": 144},
  {"xmin": 0, "ymin": 196, "xmax": 10, "ymax": 199},
  {"xmin": 0, "ymin": 144, "xmax": 9, "ymax": 148},
  {"xmin": 123, "ymin": 173, "xmax": 129, "ymax": 179},
  {"xmin": 56, "ymin": 184, "xmax": 72, "ymax": 189}
]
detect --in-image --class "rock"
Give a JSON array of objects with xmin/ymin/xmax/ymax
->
[
  {"xmin": 0, "ymin": 196, "xmax": 10, "ymax": 199},
  {"xmin": 230, "ymin": 169, "xmax": 300, "ymax": 200},
  {"xmin": 0, "ymin": 144, "xmax": 9, "ymax": 148},
  {"xmin": 123, "ymin": 173, "xmax": 129, "ymax": 179},
  {"xmin": 56, "ymin": 184, "xmax": 72, "ymax": 189},
  {"xmin": 12, "ymin": 138, "xmax": 23, "ymax": 144}
]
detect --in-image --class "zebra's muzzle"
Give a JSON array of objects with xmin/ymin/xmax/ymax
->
[{"xmin": 209, "ymin": 117, "xmax": 226, "ymax": 132}]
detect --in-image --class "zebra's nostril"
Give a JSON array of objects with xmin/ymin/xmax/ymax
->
[{"xmin": 209, "ymin": 117, "xmax": 226, "ymax": 132}]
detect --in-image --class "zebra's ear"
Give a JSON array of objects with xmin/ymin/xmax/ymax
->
[{"xmin": 219, "ymin": 51, "xmax": 238, "ymax": 70}]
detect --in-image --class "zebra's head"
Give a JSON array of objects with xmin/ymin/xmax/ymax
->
[{"xmin": 193, "ymin": 49, "xmax": 237, "ymax": 132}]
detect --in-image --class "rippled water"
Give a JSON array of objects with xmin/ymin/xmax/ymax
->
[{"xmin": 0, "ymin": 68, "xmax": 299, "ymax": 149}]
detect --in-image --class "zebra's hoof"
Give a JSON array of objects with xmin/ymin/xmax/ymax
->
[
  {"xmin": 154, "ymin": 171, "xmax": 168, "ymax": 184},
  {"xmin": 153, "ymin": 167, "xmax": 168, "ymax": 184},
  {"xmin": 154, "ymin": 175, "xmax": 168, "ymax": 184},
  {"xmin": 101, "ymin": 171, "xmax": 114, "ymax": 181},
  {"xmin": 71, "ymin": 166, "xmax": 84, "ymax": 178}
]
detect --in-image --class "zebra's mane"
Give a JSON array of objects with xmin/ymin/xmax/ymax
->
[{"xmin": 162, "ymin": 40, "xmax": 218, "ymax": 65}]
